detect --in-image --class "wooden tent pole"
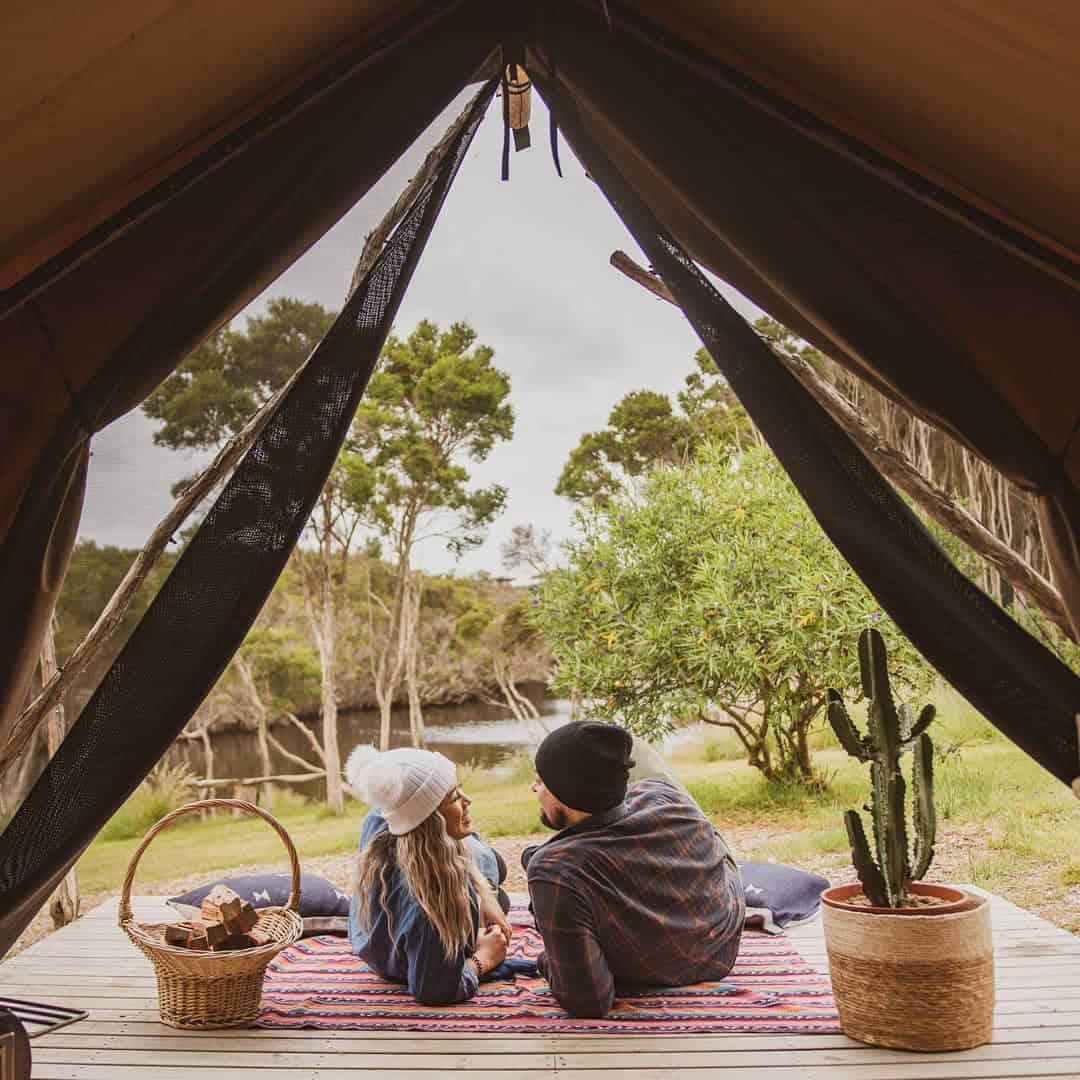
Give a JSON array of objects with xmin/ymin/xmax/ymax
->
[
  {"xmin": 348, "ymin": 82, "xmax": 490, "ymax": 296},
  {"xmin": 40, "ymin": 617, "xmax": 79, "ymax": 927},
  {"xmin": 609, "ymin": 249, "xmax": 1074, "ymax": 641}
]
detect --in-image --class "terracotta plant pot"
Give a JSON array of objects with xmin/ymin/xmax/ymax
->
[
  {"xmin": 821, "ymin": 886, "xmax": 994, "ymax": 1052},
  {"xmin": 822, "ymin": 881, "xmax": 969, "ymax": 916}
]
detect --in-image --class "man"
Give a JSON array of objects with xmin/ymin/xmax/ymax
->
[{"xmin": 523, "ymin": 722, "xmax": 744, "ymax": 1018}]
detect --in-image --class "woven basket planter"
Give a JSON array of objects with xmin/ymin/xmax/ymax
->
[
  {"xmin": 120, "ymin": 798, "xmax": 304, "ymax": 1029},
  {"xmin": 821, "ymin": 884, "xmax": 994, "ymax": 1051}
]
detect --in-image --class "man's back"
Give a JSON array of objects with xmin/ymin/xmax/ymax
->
[{"xmin": 526, "ymin": 777, "xmax": 744, "ymax": 1017}]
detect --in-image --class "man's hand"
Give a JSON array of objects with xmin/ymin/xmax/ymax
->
[{"xmin": 479, "ymin": 893, "xmax": 513, "ymax": 945}]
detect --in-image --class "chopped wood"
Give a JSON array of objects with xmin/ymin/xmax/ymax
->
[
  {"xmin": 200, "ymin": 886, "xmax": 257, "ymax": 935},
  {"xmin": 220, "ymin": 927, "xmax": 272, "ymax": 950},
  {"xmin": 163, "ymin": 922, "xmax": 197, "ymax": 947},
  {"xmin": 163, "ymin": 921, "xmax": 211, "ymax": 950},
  {"xmin": 163, "ymin": 915, "xmax": 272, "ymax": 951},
  {"xmin": 192, "ymin": 918, "xmax": 229, "ymax": 949}
]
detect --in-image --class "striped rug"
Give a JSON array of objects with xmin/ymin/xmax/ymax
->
[{"xmin": 257, "ymin": 908, "xmax": 840, "ymax": 1033}]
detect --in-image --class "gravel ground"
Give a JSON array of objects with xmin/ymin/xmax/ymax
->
[{"xmin": 7, "ymin": 820, "xmax": 1077, "ymax": 961}]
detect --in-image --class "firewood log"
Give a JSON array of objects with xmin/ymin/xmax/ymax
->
[
  {"xmin": 200, "ymin": 885, "xmax": 258, "ymax": 934},
  {"xmin": 216, "ymin": 926, "xmax": 272, "ymax": 950},
  {"xmin": 193, "ymin": 917, "xmax": 230, "ymax": 948},
  {"xmin": 164, "ymin": 921, "xmax": 196, "ymax": 947}
]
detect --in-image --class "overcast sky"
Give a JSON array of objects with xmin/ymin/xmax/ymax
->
[{"xmin": 79, "ymin": 91, "xmax": 760, "ymax": 578}]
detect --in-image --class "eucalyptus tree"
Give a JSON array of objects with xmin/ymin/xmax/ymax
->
[{"xmin": 347, "ymin": 319, "xmax": 514, "ymax": 748}]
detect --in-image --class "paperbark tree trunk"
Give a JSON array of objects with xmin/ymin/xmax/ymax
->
[
  {"xmin": 319, "ymin": 590, "xmax": 343, "ymax": 814},
  {"xmin": 233, "ymin": 653, "xmax": 275, "ymax": 810},
  {"xmin": 404, "ymin": 574, "xmax": 425, "ymax": 747},
  {"xmin": 372, "ymin": 559, "xmax": 409, "ymax": 751},
  {"xmin": 295, "ymin": 486, "xmax": 347, "ymax": 813}
]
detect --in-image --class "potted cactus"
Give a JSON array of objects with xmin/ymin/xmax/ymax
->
[{"xmin": 820, "ymin": 628, "xmax": 994, "ymax": 1051}]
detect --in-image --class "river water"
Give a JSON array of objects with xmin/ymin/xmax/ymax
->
[{"xmin": 168, "ymin": 687, "xmax": 573, "ymax": 799}]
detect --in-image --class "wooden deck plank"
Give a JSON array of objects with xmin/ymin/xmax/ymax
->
[
  {"xmin": 554, "ymin": 1070, "xmax": 1080, "ymax": 1080},
  {"xmin": 24, "ymin": 1070, "xmax": 1080, "ymax": 1080},
  {"xmin": 28, "ymin": 1040, "xmax": 1080, "ymax": 1067},
  {"xmin": 4, "ymin": 890, "xmax": 1075, "ymax": 1080},
  {"xmin": 14, "ymin": 1003, "xmax": 1079, "ymax": 1027},
  {"xmin": 30, "ymin": 1048, "xmax": 558, "ymax": 1069},
  {"xmin": 29, "ymin": 1069, "xmax": 560, "ymax": 1080},
  {"xmin": 27, "ymin": 1027, "xmax": 1080, "ymax": 1051}
]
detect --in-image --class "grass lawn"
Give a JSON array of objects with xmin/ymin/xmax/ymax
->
[{"xmin": 77, "ymin": 687, "xmax": 1080, "ymax": 933}]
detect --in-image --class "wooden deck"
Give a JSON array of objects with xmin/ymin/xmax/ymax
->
[{"xmin": 1, "ymin": 892, "xmax": 1078, "ymax": 1079}]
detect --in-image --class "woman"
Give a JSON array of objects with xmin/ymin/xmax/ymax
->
[{"xmin": 346, "ymin": 745, "xmax": 512, "ymax": 1005}]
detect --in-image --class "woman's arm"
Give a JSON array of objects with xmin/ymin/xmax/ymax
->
[{"xmin": 405, "ymin": 914, "xmax": 480, "ymax": 1005}]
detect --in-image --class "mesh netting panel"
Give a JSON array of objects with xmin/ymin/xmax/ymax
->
[
  {"xmin": 545, "ymin": 83, "xmax": 1080, "ymax": 789},
  {"xmin": 0, "ymin": 81, "xmax": 495, "ymax": 957}
]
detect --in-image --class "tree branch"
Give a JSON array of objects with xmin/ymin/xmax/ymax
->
[
  {"xmin": 191, "ymin": 771, "xmax": 326, "ymax": 788},
  {"xmin": 280, "ymin": 711, "xmax": 326, "ymax": 765},
  {"xmin": 265, "ymin": 729, "xmax": 323, "ymax": 773},
  {"xmin": 348, "ymin": 81, "xmax": 492, "ymax": 297}
]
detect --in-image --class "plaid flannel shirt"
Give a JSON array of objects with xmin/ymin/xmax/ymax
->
[{"xmin": 524, "ymin": 778, "xmax": 744, "ymax": 1018}]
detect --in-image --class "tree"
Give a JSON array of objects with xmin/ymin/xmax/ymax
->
[
  {"xmin": 501, "ymin": 523, "xmax": 554, "ymax": 578},
  {"xmin": 223, "ymin": 627, "xmax": 321, "ymax": 807},
  {"xmin": 610, "ymin": 248, "xmax": 1072, "ymax": 640},
  {"xmin": 347, "ymin": 319, "xmax": 515, "ymax": 749},
  {"xmin": 555, "ymin": 350, "xmax": 754, "ymax": 504},
  {"xmin": 144, "ymin": 298, "xmax": 334, "ymax": 454},
  {"xmin": 454, "ymin": 595, "xmax": 549, "ymax": 723},
  {"xmin": 750, "ymin": 316, "xmax": 1071, "ymax": 638},
  {"xmin": 288, "ymin": 455, "xmax": 375, "ymax": 812},
  {"xmin": 532, "ymin": 444, "xmax": 931, "ymax": 786}
]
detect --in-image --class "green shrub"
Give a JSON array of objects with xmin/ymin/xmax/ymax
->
[
  {"xmin": 534, "ymin": 445, "xmax": 931, "ymax": 787},
  {"xmin": 99, "ymin": 760, "xmax": 196, "ymax": 842}
]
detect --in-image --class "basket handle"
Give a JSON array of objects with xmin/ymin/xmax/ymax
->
[{"xmin": 118, "ymin": 798, "xmax": 302, "ymax": 925}]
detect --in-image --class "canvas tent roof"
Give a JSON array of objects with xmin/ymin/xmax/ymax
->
[{"xmin": 2, "ymin": 0, "xmax": 1079, "ymax": 951}]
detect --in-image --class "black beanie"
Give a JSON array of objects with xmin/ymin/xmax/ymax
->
[{"xmin": 534, "ymin": 722, "xmax": 635, "ymax": 813}]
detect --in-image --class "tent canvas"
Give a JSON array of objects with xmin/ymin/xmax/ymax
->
[{"xmin": 2, "ymin": 0, "xmax": 1079, "ymax": 955}]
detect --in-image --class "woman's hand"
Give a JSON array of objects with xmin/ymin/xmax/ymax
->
[
  {"xmin": 474, "ymin": 924, "xmax": 509, "ymax": 972},
  {"xmin": 479, "ymin": 894, "xmax": 513, "ymax": 946}
]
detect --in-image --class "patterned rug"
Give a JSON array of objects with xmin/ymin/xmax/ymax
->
[{"xmin": 257, "ymin": 909, "xmax": 840, "ymax": 1033}]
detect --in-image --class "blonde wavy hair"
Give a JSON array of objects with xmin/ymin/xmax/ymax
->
[{"xmin": 354, "ymin": 811, "xmax": 478, "ymax": 959}]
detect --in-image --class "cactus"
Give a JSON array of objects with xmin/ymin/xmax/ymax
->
[{"xmin": 827, "ymin": 628, "xmax": 937, "ymax": 907}]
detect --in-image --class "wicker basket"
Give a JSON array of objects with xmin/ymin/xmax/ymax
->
[
  {"xmin": 822, "ymin": 888, "xmax": 994, "ymax": 1051},
  {"xmin": 120, "ymin": 798, "xmax": 304, "ymax": 1029}
]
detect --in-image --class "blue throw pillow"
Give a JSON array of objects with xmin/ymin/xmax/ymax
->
[
  {"xmin": 168, "ymin": 873, "xmax": 351, "ymax": 936},
  {"xmin": 738, "ymin": 861, "xmax": 830, "ymax": 933}
]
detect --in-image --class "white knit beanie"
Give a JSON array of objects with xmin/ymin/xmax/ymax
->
[{"xmin": 345, "ymin": 745, "xmax": 457, "ymax": 835}]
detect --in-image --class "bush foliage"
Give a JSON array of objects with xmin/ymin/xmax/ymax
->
[{"xmin": 534, "ymin": 445, "xmax": 931, "ymax": 785}]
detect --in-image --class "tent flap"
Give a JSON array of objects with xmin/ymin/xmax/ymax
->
[
  {"xmin": 545, "ymin": 66, "xmax": 1080, "ymax": 790},
  {"xmin": 0, "ymin": 76, "xmax": 497, "ymax": 959},
  {"xmin": 0, "ymin": 0, "xmax": 500, "ymax": 752}
]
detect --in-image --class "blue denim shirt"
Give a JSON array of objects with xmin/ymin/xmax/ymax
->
[{"xmin": 348, "ymin": 810, "xmax": 480, "ymax": 1005}]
